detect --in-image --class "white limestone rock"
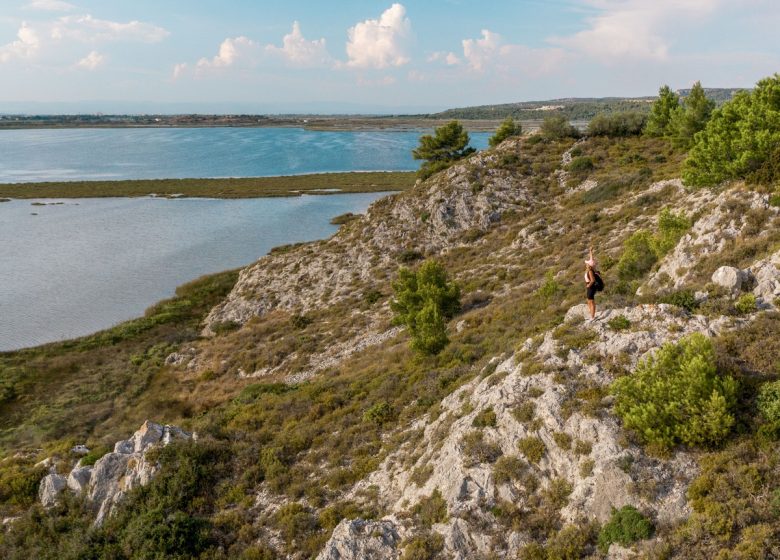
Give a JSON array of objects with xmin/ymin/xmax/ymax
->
[
  {"xmin": 67, "ymin": 465, "xmax": 93, "ymax": 494},
  {"xmin": 711, "ymin": 266, "xmax": 744, "ymax": 293},
  {"xmin": 38, "ymin": 473, "xmax": 67, "ymax": 508},
  {"xmin": 315, "ymin": 519, "xmax": 401, "ymax": 560}
]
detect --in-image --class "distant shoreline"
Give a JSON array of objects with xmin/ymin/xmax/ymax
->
[{"xmin": 0, "ymin": 171, "xmax": 416, "ymax": 199}]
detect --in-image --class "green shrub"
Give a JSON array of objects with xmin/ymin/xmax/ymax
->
[
  {"xmin": 460, "ymin": 430, "xmax": 502, "ymax": 465},
  {"xmin": 735, "ymin": 293, "xmax": 757, "ymax": 315},
  {"xmin": 757, "ymin": 380, "xmax": 780, "ymax": 427},
  {"xmin": 540, "ymin": 115, "xmax": 580, "ymax": 141},
  {"xmin": 684, "ymin": 74, "xmax": 780, "ymax": 187},
  {"xmin": 0, "ymin": 464, "xmax": 47, "ymax": 507},
  {"xmin": 489, "ymin": 116, "xmax": 522, "ymax": 147},
  {"xmin": 769, "ymin": 193, "xmax": 780, "ymax": 207},
  {"xmin": 363, "ymin": 401, "xmax": 394, "ymax": 425},
  {"xmin": 669, "ymin": 81, "xmax": 715, "ymax": 149},
  {"xmin": 566, "ymin": 156, "xmax": 594, "ymax": 174},
  {"xmin": 597, "ymin": 506, "xmax": 653, "ymax": 552},
  {"xmin": 391, "ymin": 259, "xmax": 461, "ymax": 355},
  {"xmin": 587, "ymin": 111, "xmax": 647, "ymax": 137},
  {"xmin": 547, "ymin": 524, "xmax": 593, "ymax": 559},
  {"xmin": 611, "ymin": 333, "xmax": 738, "ymax": 450},
  {"xmin": 616, "ymin": 231, "xmax": 657, "ymax": 281},
  {"xmin": 410, "ymin": 489, "xmax": 448, "ymax": 528},
  {"xmin": 607, "ymin": 315, "xmax": 631, "ymax": 331},
  {"xmin": 472, "ymin": 406, "xmax": 497, "ymax": 428},
  {"xmin": 552, "ymin": 432, "xmax": 572, "ymax": 450},
  {"xmin": 659, "ymin": 289, "xmax": 699, "ymax": 312},
  {"xmin": 402, "ymin": 532, "xmax": 444, "ymax": 560},
  {"xmin": 493, "ymin": 455, "xmax": 526, "ymax": 485},
  {"xmin": 518, "ymin": 436, "xmax": 546, "ymax": 465},
  {"xmin": 653, "ymin": 208, "xmax": 691, "ymax": 255},
  {"xmin": 290, "ymin": 314, "xmax": 312, "ymax": 329},
  {"xmin": 513, "ymin": 401, "xmax": 536, "ymax": 423},
  {"xmin": 536, "ymin": 270, "xmax": 561, "ymax": 300},
  {"xmin": 211, "ymin": 320, "xmax": 240, "ymax": 335},
  {"xmin": 79, "ymin": 445, "xmax": 110, "ymax": 467}
]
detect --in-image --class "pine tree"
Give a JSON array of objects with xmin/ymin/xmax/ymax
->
[
  {"xmin": 412, "ymin": 121, "xmax": 476, "ymax": 179},
  {"xmin": 670, "ymin": 81, "xmax": 715, "ymax": 148},
  {"xmin": 644, "ymin": 85, "xmax": 680, "ymax": 137},
  {"xmin": 488, "ymin": 117, "xmax": 522, "ymax": 147}
]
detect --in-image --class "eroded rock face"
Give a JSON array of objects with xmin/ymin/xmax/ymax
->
[
  {"xmin": 315, "ymin": 519, "xmax": 401, "ymax": 560},
  {"xmin": 749, "ymin": 250, "xmax": 780, "ymax": 305},
  {"xmin": 38, "ymin": 420, "xmax": 191, "ymax": 525},
  {"xmin": 321, "ymin": 303, "xmax": 739, "ymax": 558}
]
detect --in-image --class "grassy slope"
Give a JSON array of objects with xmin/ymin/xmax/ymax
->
[
  {"xmin": 1, "ymin": 135, "xmax": 779, "ymax": 559},
  {"xmin": 0, "ymin": 171, "xmax": 414, "ymax": 199}
]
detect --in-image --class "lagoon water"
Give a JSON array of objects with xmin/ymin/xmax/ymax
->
[
  {"xmin": 0, "ymin": 192, "xmax": 390, "ymax": 350},
  {"xmin": 0, "ymin": 127, "xmax": 491, "ymax": 183}
]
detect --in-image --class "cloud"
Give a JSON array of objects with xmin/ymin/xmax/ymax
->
[
  {"xmin": 456, "ymin": 29, "xmax": 565, "ymax": 76},
  {"xmin": 75, "ymin": 49, "xmax": 104, "ymax": 70},
  {"xmin": 195, "ymin": 36, "xmax": 257, "ymax": 70},
  {"xmin": 427, "ymin": 51, "xmax": 460, "ymax": 65},
  {"xmin": 345, "ymin": 3, "xmax": 412, "ymax": 69},
  {"xmin": 25, "ymin": 0, "xmax": 75, "ymax": 11},
  {"xmin": 551, "ymin": 0, "xmax": 721, "ymax": 61},
  {"xmin": 51, "ymin": 14, "xmax": 169, "ymax": 43},
  {"xmin": 172, "ymin": 62, "xmax": 188, "ymax": 79},
  {"xmin": 0, "ymin": 22, "xmax": 40, "ymax": 62},
  {"xmin": 265, "ymin": 21, "xmax": 330, "ymax": 67}
]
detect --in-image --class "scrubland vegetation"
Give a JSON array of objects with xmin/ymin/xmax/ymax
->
[{"xmin": 1, "ymin": 74, "xmax": 780, "ymax": 558}]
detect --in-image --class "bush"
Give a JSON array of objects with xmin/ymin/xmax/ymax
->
[
  {"xmin": 611, "ymin": 333, "xmax": 738, "ymax": 450},
  {"xmin": 659, "ymin": 289, "xmax": 699, "ymax": 312},
  {"xmin": 757, "ymin": 380, "xmax": 780, "ymax": 427},
  {"xmin": 460, "ymin": 430, "xmax": 503, "ymax": 465},
  {"xmin": 517, "ymin": 436, "xmax": 546, "ymax": 465},
  {"xmin": 391, "ymin": 259, "xmax": 461, "ymax": 355},
  {"xmin": 653, "ymin": 208, "xmax": 691, "ymax": 255},
  {"xmin": 536, "ymin": 270, "xmax": 561, "ymax": 300},
  {"xmin": 587, "ymin": 111, "xmax": 647, "ymax": 137},
  {"xmin": 540, "ymin": 115, "xmax": 580, "ymax": 141},
  {"xmin": 363, "ymin": 401, "xmax": 394, "ymax": 425},
  {"xmin": 597, "ymin": 506, "xmax": 653, "ymax": 552},
  {"xmin": 472, "ymin": 406, "xmax": 497, "ymax": 428},
  {"xmin": 607, "ymin": 315, "xmax": 631, "ymax": 331},
  {"xmin": 566, "ymin": 156, "xmax": 594, "ymax": 174},
  {"xmin": 0, "ymin": 464, "xmax": 47, "ymax": 507},
  {"xmin": 79, "ymin": 445, "xmax": 110, "ymax": 467},
  {"xmin": 402, "ymin": 532, "xmax": 444, "ymax": 560},
  {"xmin": 489, "ymin": 116, "xmax": 522, "ymax": 147},
  {"xmin": 413, "ymin": 120, "xmax": 476, "ymax": 179},
  {"xmin": 410, "ymin": 489, "xmax": 448, "ymax": 528},
  {"xmin": 493, "ymin": 455, "xmax": 526, "ymax": 485},
  {"xmin": 734, "ymin": 293, "xmax": 757, "ymax": 315},
  {"xmin": 616, "ymin": 231, "xmax": 657, "ymax": 281},
  {"xmin": 669, "ymin": 81, "xmax": 715, "ymax": 149},
  {"xmin": 684, "ymin": 73, "xmax": 780, "ymax": 187}
]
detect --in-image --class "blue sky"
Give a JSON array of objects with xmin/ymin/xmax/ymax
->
[{"xmin": 1, "ymin": 0, "xmax": 778, "ymax": 113}]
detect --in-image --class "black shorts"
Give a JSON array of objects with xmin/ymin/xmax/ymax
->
[{"xmin": 586, "ymin": 286, "xmax": 597, "ymax": 300}]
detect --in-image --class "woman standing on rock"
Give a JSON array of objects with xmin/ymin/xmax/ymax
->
[{"xmin": 585, "ymin": 246, "xmax": 602, "ymax": 320}]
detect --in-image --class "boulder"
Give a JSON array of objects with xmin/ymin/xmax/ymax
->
[
  {"xmin": 315, "ymin": 519, "xmax": 400, "ymax": 560},
  {"xmin": 67, "ymin": 465, "xmax": 92, "ymax": 493},
  {"xmin": 711, "ymin": 266, "xmax": 744, "ymax": 293},
  {"xmin": 38, "ymin": 473, "xmax": 66, "ymax": 507}
]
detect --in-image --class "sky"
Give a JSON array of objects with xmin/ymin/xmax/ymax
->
[{"xmin": 0, "ymin": 0, "xmax": 778, "ymax": 113}]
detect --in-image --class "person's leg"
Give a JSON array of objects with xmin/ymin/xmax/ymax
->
[{"xmin": 587, "ymin": 298, "xmax": 595, "ymax": 319}]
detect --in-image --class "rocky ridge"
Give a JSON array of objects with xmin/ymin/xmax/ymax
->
[{"xmin": 37, "ymin": 420, "xmax": 191, "ymax": 525}]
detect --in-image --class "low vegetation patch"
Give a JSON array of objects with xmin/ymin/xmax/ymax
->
[{"xmin": 597, "ymin": 505, "xmax": 653, "ymax": 552}]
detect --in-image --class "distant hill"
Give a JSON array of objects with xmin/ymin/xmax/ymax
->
[{"xmin": 433, "ymin": 89, "xmax": 745, "ymax": 121}]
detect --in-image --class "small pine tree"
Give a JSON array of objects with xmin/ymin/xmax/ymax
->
[
  {"xmin": 489, "ymin": 117, "xmax": 522, "ymax": 147},
  {"xmin": 391, "ymin": 259, "xmax": 460, "ymax": 355},
  {"xmin": 644, "ymin": 85, "xmax": 680, "ymax": 137},
  {"xmin": 670, "ymin": 81, "xmax": 715, "ymax": 148},
  {"xmin": 412, "ymin": 121, "xmax": 476, "ymax": 180}
]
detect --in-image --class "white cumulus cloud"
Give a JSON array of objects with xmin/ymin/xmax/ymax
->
[
  {"xmin": 51, "ymin": 14, "xmax": 169, "ymax": 43},
  {"xmin": 25, "ymin": 0, "xmax": 74, "ymax": 11},
  {"xmin": 196, "ymin": 36, "xmax": 257, "ymax": 70},
  {"xmin": 346, "ymin": 3, "xmax": 412, "ymax": 69},
  {"xmin": 551, "ymin": 0, "xmax": 721, "ymax": 61},
  {"xmin": 462, "ymin": 29, "xmax": 501, "ymax": 71},
  {"xmin": 0, "ymin": 22, "xmax": 40, "ymax": 63},
  {"xmin": 265, "ymin": 21, "xmax": 330, "ymax": 67},
  {"xmin": 458, "ymin": 29, "xmax": 565, "ymax": 76},
  {"xmin": 75, "ymin": 49, "xmax": 105, "ymax": 70}
]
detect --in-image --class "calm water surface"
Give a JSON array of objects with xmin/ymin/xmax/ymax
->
[
  {"xmin": 0, "ymin": 127, "xmax": 490, "ymax": 183},
  {"xmin": 0, "ymin": 193, "xmax": 390, "ymax": 350}
]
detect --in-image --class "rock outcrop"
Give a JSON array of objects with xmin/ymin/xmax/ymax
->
[
  {"xmin": 317, "ymin": 303, "xmax": 736, "ymax": 558},
  {"xmin": 316, "ymin": 519, "xmax": 401, "ymax": 560},
  {"xmin": 38, "ymin": 420, "xmax": 191, "ymax": 525}
]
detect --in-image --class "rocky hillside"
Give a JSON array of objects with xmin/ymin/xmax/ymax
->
[{"xmin": 1, "ymin": 132, "xmax": 779, "ymax": 559}]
